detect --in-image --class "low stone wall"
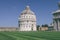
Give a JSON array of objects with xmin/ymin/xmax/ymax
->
[{"xmin": 0, "ymin": 27, "xmax": 18, "ymax": 31}]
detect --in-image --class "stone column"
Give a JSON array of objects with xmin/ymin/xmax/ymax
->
[
  {"xmin": 53, "ymin": 20, "xmax": 58, "ymax": 31},
  {"xmin": 58, "ymin": 19, "xmax": 60, "ymax": 31},
  {"xmin": 56, "ymin": 20, "xmax": 59, "ymax": 31}
]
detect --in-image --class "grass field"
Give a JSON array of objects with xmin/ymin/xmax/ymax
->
[{"xmin": 0, "ymin": 31, "xmax": 60, "ymax": 40}]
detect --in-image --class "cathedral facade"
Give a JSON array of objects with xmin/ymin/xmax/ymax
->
[{"xmin": 18, "ymin": 6, "xmax": 36, "ymax": 31}]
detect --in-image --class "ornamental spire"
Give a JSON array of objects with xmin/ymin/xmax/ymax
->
[
  {"xmin": 58, "ymin": 2, "xmax": 60, "ymax": 9},
  {"xmin": 25, "ymin": 5, "xmax": 30, "ymax": 10}
]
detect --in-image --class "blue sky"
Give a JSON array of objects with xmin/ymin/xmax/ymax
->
[{"xmin": 0, "ymin": 0, "xmax": 60, "ymax": 27}]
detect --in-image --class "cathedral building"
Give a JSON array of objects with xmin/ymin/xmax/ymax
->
[
  {"xmin": 18, "ymin": 6, "xmax": 37, "ymax": 31},
  {"xmin": 53, "ymin": 2, "xmax": 60, "ymax": 31}
]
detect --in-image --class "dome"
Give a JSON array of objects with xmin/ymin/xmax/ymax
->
[
  {"xmin": 21, "ymin": 6, "xmax": 34, "ymax": 15},
  {"xmin": 19, "ymin": 6, "xmax": 36, "ymax": 22},
  {"xmin": 53, "ymin": 9, "xmax": 60, "ymax": 13}
]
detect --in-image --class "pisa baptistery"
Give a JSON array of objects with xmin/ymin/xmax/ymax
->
[{"xmin": 18, "ymin": 6, "xmax": 36, "ymax": 31}]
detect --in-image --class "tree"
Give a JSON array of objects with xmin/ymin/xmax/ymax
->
[
  {"xmin": 42, "ymin": 24, "xmax": 48, "ymax": 27},
  {"xmin": 37, "ymin": 25, "xmax": 40, "ymax": 30}
]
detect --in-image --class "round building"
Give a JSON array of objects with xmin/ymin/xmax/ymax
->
[{"xmin": 18, "ymin": 6, "xmax": 36, "ymax": 31}]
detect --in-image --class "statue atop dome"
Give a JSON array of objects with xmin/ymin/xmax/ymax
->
[{"xmin": 25, "ymin": 5, "xmax": 30, "ymax": 10}]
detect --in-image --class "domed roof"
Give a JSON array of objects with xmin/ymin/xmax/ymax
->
[
  {"xmin": 21, "ymin": 6, "xmax": 35, "ymax": 15},
  {"xmin": 53, "ymin": 9, "xmax": 60, "ymax": 13}
]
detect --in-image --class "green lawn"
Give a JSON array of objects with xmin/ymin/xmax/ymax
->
[{"xmin": 0, "ymin": 31, "xmax": 60, "ymax": 40}]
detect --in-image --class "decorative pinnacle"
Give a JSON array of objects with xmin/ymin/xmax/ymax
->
[
  {"xmin": 58, "ymin": 2, "xmax": 60, "ymax": 9},
  {"xmin": 25, "ymin": 5, "xmax": 30, "ymax": 10}
]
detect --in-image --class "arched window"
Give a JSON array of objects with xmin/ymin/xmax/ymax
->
[
  {"xmin": 31, "ymin": 24, "xmax": 33, "ymax": 30},
  {"xmin": 19, "ymin": 24, "xmax": 20, "ymax": 27}
]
